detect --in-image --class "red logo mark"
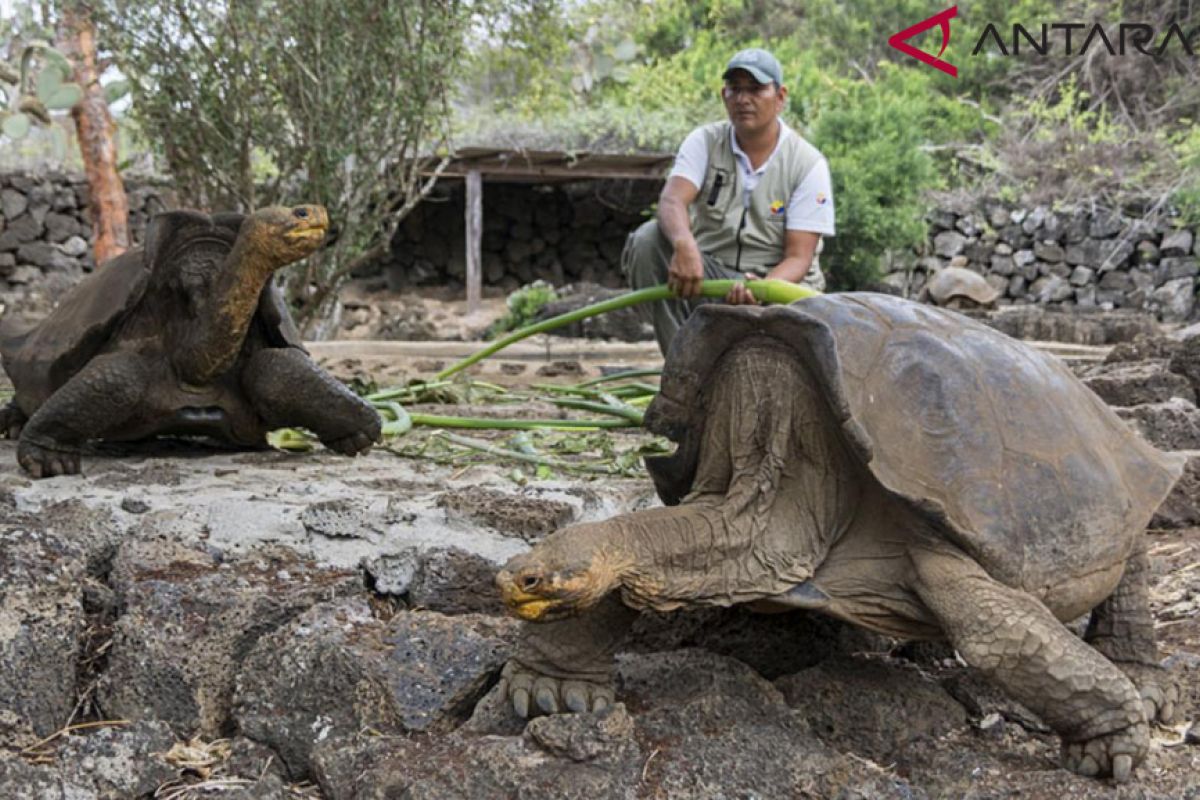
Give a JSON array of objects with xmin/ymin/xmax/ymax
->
[{"xmin": 889, "ymin": 6, "xmax": 958, "ymax": 77}]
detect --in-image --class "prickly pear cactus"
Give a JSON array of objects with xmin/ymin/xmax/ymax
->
[{"xmin": 0, "ymin": 42, "xmax": 82, "ymax": 144}]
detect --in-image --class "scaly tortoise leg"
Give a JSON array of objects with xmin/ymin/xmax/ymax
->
[
  {"xmin": 241, "ymin": 348, "xmax": 381, "ymax": 456},
  {"xmin": 911, "ymin": 544, "xmax": 1148, "ymax": 782},
  {"xmin": 501, "ymin": 595, "xmax": 636, "ymax": 718},
  {"xmin": 1085, "ymin": 540, "xmax": 1178, "ymax": 725},
  {"xmin": 16, "ymin": 353, "xmax": 151, "ymax": 478}
]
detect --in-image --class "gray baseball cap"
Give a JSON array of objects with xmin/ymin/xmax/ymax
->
[{"xmin": 722, "ymin": 48, "xmax": 783, "ymax": 86}]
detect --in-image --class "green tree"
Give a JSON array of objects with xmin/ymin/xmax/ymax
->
[
  {"xmin": 812, "ymin": 67, "xmax": 939, "ymax": 289},
  {"xmin": 94, "ymin": 0, "xmax": 479, "ymax": 333}
]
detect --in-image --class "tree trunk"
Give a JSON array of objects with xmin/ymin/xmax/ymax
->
[{"xmin": 60, "ymin": 5, "xmax": 129, "ymax": 265}]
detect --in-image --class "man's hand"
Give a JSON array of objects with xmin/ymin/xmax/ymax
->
[
  {"xmin": 667, "ymin": 238, "xmax": 705, "ymax": 298},
  {"xmin": 725, "ymin": 274, "xmax": 759, "ymax": 306}
]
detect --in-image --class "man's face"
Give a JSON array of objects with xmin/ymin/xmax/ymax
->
[{"xmin": 721, "ymin": 69, "xmax": 787, "ymax": 136}]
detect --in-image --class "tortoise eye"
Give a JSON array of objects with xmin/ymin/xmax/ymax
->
[
  {"xmin": 293, "ymin": 208, "xmax": 308, "ymax": 219},
  {"xmin": 520, "ymin": 575, "xmax": 540, "ymax": 592}
]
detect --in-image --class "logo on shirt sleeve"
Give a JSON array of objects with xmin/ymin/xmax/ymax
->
[
  {"xmin": 769, "ymin": 200, "xmax": 786, "ymax": 215},
  {"xmin": 815, "ymin": 192, "xmax": 828, "ymax": 206}
]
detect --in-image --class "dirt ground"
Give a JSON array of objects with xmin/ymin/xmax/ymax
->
[{"xmin": 1, "ymin": 293, "xmax": 1199, "ymax": 798}]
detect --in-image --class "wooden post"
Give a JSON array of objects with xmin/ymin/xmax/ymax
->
[{"xmin": 466, "ymin": 170, "xmax": 482, "ymax": 314}]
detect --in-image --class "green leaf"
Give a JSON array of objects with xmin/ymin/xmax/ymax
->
[
  {"xmin": 35, "ymin": 63, "xmax": 63, "ymax": 101},
  {"xmin": 1, "ymin": 112, "xmax": 30, "ymax": 139},
  {"xmin": 612, "ymin": 38, "xmax": 637, "ymax": 62},
  {"xmin": 103, "ymin": 79, "xmax": 131, "ymax": 105},
  {"xmin": 593, "ymin": 53, "xmax": 614, "ymax": 80},
  {"xmin": 38, "ymin": 47, "xmax": 73, "ymax": 78},
  {"xmin": 44, "ymin": 83, "xmax": 83, "ymax": 110}
]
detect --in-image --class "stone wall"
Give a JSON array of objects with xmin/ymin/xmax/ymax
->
[
  {"xmin": 374, "ymin": 181, "xmax": 660, "ymax": 292},
  {"xmin": 882, "ymin": 200, "xmax": 1199, "ymax": 323},
  {"xmin": 382, "ymin": 187, "xmax": 1199, "ymax": 323},
  {"xmin": 0, "ymin": 171, "xmax": 171, "ymax": 316},
  {"xmin": 3, "ymin": 170, "xmax": 1197, "ymax": 326}
]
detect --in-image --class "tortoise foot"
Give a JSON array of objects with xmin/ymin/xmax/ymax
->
[
  {"xmin": 1119, "ymin": 663, "xmax": 1178, "ymax": 725},
  {"xmin": 0, "ymin": 403, "xmax": 25, "ymax": 439},
  {"xmin": 498, "ymin": 660, "xmax": 614, "ymax": 719},
  {"xmin": 322, "ymin": 428, "xmax": 376, "ymax": 456},
  {"xmin": 17, "ymin": 437, "xmax": 82, "ymax": 478},
  {"xmin": 1062, "ymin": 722, "xmax": 1148, "ymax": 783}
]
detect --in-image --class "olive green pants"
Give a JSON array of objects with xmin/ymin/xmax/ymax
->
[{"xmin": 621, "ymin": 219, "xmax": 825, "ymax": 356}]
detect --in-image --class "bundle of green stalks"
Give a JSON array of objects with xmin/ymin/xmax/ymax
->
[{"xmin": 270, "ymin": 280, "xmax": 817, "ymax": 472}]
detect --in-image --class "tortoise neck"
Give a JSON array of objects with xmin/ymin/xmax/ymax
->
[
  {"xmin": 612, "ymin": 498, "xmax": 824, "ymax": 613},
  {"xmin": 179, "ymin": 233, "xmax": 280, "ymax": 384}
]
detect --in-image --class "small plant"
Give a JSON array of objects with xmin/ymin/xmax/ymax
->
[
  {"xmin": 485, "ymin": 280, "xmax": 560, "ymax": 339},
  {"xmin": 0, "ymin": 43, "xmax": 82, "ymax": 144}
]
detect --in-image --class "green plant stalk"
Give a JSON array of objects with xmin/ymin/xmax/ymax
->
[
  {"xmin": 366, "ymin": 380, "xmax": 455, "ymax": 402},
  {"xmin": 375, "ymin": 401, "xmax": 413, "ymax": 436},
  {"xmin": 534, "ymin": 383, "xmax": 655, "ymax": 402},
  {"xmin": 406, "ymin": 412, "xmax": 634, "ymax": 430},
  {"xmin": 532, "ymin": 383, "xmax": 606, "ymax": 397},
  {"xmin": 597, "ymin": 391, "xmax": 643, "ymax": 419},
  {"xmin": 435, "ymin": 432, "xmax": 621, "ymax": 475},
  {"xmin": 624, "ymin": 382, "xmax": 662, "ymax": 395},
  {"xmin": 549, "ymin": 397, "xmax": 644, "ymax": 423},
  {"xmin": 577, "ymin": 368, "xmax": 662, "ymax": 388},
  {"xmin": 603, "ymin": 384, "xmax": 652, "ymax": 397},
  {"xmin": 266, "ymin": 427, "xmax": 316, "ymax": 451},
  {"xmin": 469, "ymin": 380, "xmax": 509, "ymax": 393},
  {"xmin": 436, "ymin": 280, "xmax": 819, "ymax": 381}
]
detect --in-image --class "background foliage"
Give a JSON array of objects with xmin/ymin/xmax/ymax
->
[
  {"xmin": 91, "ymin": 0, "xmax": 478, "ymax": 331},
  {"xmin": 461, "ymin": 0, "xmax": 1199, "ymax": 289},
  {"xmin": 5, "ymin": 0, "xmax": 1196, "ymax": 299}
]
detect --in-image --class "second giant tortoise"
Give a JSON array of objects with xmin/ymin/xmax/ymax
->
[
  {"xmin": 0, "ymin": 206, "xmax": 381, "ymax": 477},
  {"xmin": 923, "ymin": 265, "xmax": 1001, "ymax": 308},
  {"xmin": 489, "ymin": 293, "xmax": 1183, "ymax": 782}
]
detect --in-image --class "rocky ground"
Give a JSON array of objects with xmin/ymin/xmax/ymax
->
[{"xmin": 2, "ymin": 306, "xmax": 1200, "ymax": 799}]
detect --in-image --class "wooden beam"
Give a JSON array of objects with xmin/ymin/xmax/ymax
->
[
  {"xmin": 430, "ymin": 162, "xmax": 671, "ymax": 181},
  {"xmin": 465, "ymin": 169, "xmax": 482, "ymax": 314}
]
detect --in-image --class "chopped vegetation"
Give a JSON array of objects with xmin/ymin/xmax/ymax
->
[
  {"xmin": 270, "ymin": 363, "xmax": 669, "ymax": 478},
  {"xmin": 484, "ymin": 280, "xmax": 559, "ymax": 340},
  {"xmin": 437, "ymin": 279, "xmax": 817, "ymax": 380}
]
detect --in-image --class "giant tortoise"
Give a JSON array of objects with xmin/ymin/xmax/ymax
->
[
  {"xmin": 0, "ymin": 206, "xmax": 381, "ymax": 477},
  {"xmin": 923, "ymin": 265, "xmax": 1001, "ymax": 308},
  {"xmin": 489, "ymin": 293, "xmax": 1183, "ymax": 782}
]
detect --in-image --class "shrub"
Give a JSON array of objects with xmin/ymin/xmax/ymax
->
[{"xmin": 811, "ymin": 66, "xmax": 941, "ymax": 290}]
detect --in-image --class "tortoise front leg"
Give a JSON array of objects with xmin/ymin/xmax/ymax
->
[
  {"xmin": 1085, "ymin": 541, "xmax": 1178, "ymax": 726},
  {"xmin": 17, "ymin": 352, "xmax": 151, "ymax": 478},
  {"xmin": 242, "ymin": 348, "xmax": 380, "ymax": 455},
  {"xmin": 501, "ymin": 595, "xmax": 636, "ymax": 718},
  {"xmin": 910, "ymin": 544, "xmax": 1148, "ymax": 782}
]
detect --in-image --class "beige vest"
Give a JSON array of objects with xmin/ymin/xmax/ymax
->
[{"xmin": 691, "ymin": 121, "xmax": 824, "ymax": 278}]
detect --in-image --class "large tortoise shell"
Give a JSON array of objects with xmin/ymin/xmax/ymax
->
[
  {"xmin": 1, "ymin": 210, "xmax": 303, "ymax": 411},
  {"xmin": 644, "ymin": 294, "xmax": 1183, "ymax": 586}
]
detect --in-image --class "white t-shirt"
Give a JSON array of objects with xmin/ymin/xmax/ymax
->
[{"xmin": 669, "ymin": 120, "xmax": 836, "ymax": 237}]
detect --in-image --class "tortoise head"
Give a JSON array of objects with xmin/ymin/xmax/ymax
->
[
  {"xmin": 242, "ymin": 205, "xmax": 330, "ymax": 269},
  {"xmin": 496, "ymin": 521, "xmax": 632, "ymax": 622}
]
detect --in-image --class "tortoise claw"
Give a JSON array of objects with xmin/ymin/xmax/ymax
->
[
  {"xmin": 17, "ymin": 438, "xmax": 82, "ymax": 478},
  {"xmin": 322, "ymin": 429, "xmax": 377, "ymax": 456},
  {"xmin": 1061, "ymin": 722, "xmax": 1147, "ymax": 783},
  {"xmin": 499, "ymin": 659, "xmax": 615, "ymax": 719},
  {"xmin": 0, "ymin": 403, "xmax": 25, "ymax": 439},
  {"xmin": 1118, "ymin": 663, "xmax": 1179, "ymax": 726}
]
